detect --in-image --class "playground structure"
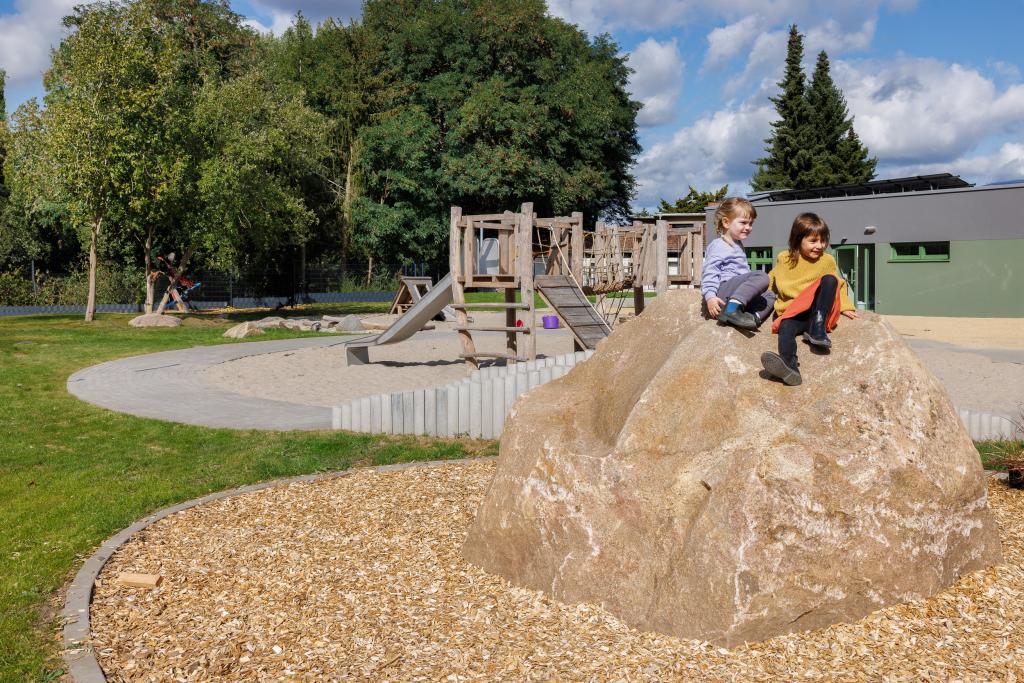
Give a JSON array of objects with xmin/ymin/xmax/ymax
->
[{"xmin": 344, "ymin": 203, "xmax": 706, "ymax": 368}]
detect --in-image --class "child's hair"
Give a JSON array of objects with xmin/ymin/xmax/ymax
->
[
  {"xmin": 787, "ymin": 212, "xmax": 831, "ymax": 262},
  {"xmin": 714, "ymin": 197, "xmax": 757, "ymax": 236}
]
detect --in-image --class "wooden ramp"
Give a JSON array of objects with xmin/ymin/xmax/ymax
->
[{"xmin": 535, "ymin": 275, "xmax": 611, "ymax": 350}]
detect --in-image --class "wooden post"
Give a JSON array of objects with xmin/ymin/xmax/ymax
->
[
  {"xmin": 656, "ymin": 219, "xmax": 669, "ymax": 294},
  {"xmin": 571, "ymin": 211, "xmax": 583, "ymax": 282},
  {"xmin": 693, "ymin": 225, "xmax": 705, "ymax": 281},
  {"xmin": 517, "ymin": 202, "xmax": 536, "ymax": 361},
  {"xmin": 450, "ymin": 206, "xmax": 478, "ymax": 368}
]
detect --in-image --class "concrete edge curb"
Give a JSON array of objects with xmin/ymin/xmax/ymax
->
[{"xmin": 61, "ymin": 456, "xmax": 495, "ymax": 683}]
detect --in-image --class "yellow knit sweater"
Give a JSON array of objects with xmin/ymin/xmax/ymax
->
[{"xmin": 768, "ymin": 251, "xmax": 855, "ymax": 316}]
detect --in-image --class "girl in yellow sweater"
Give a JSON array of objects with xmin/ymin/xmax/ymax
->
[{"xmin": 760, "ymin": 213, "xmax": 859, "ymax": 386}]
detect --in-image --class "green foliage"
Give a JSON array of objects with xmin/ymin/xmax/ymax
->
[
  {"xmin": 357, "ymin": 0, "xmax": 640, "ymax": 259},
  {"xmin": 191, "ymin": 69, "xmax": 329, "ymax": 268},
  {"xmin": 752, "ymin": 28, "xmax": 876, "ymax": 191},
  {"xmin": 0, "ymin": 264, "xmax": 145, "ymax": 306},
  {"xmin": 657, "ymin": 185, "xmax": 729, "ymax": 213},
  {"xmin": 0, "ymin": 69, "xmax": 7, "ymax": 210}
]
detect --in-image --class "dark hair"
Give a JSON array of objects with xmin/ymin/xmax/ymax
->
[{"xmin": 787, "ymin": 213, "xmax": 830, "ymax": 263}]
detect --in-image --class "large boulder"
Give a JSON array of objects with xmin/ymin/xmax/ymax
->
[
  {"xmin": 462, "ymin": 289, "xmax": 1001, "ymax": 647},
  {"xmin": 129, "ymin": 313, "xmax": 181, "ymax": 328},
  {"xmin": 223, "ymin": 321, "xmax": 264, "ymax": 339}
]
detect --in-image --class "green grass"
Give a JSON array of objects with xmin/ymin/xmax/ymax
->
[
  {"xmin": 0, "ymin": 308, "xmax": 496, "ymax": 681},
  {"xmin": 977, "ymin": 440, "xmax": 1024, "ymax": 471}
]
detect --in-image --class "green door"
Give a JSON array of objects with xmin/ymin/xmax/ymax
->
[{"xmin": 831, "ymin": 244, "xmax": 874, "ymax": 310}]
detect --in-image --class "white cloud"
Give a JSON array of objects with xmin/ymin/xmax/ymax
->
[
  {"xmin": 243, "ymin": 11, "xmax": 300, "ymax": 36},
  {"xmin": 549, "ymin": 0, "xmax": 912, "ymax": 36},
  {"xmin": 627, "ymin": 39, "xmax": 685, "ymax": 127},
  {"xmin": 633, "ymin": 98, "xmax": 774, "ymax": 207},
  {"xmin": 704, "ymin": 16, "xmax": 762, "ymax": 69},
  {"xmin": 880, "ymin": 142, "xmax": 1024, "ymax": 184},
  {"xmin": 836, "ymin": 57, "xmax": 1024, "ymax": 163},
  {"xmin": 0, "ymin": 0, "xmax": 78, "ymax": 87},
  {"xmin": 246, "ymin": 0, "xmax": 362, "ymax": 25}
]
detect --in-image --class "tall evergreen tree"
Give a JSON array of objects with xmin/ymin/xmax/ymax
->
[
  {"xmin": 751, "ymin": 25, "xmax": 816, "ymax": 191},
  {"xmin": 806, "ymin": 50, "xmax": 875, "ymax": 185}
]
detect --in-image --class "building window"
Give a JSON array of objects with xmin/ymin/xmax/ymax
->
[
  {"xmin": 745, "ymin": 247, "xmax": 773, "ymax": 272},
  {"xmin": 889, "ymin": 242, "xmax": 950, "ymax": 262}
]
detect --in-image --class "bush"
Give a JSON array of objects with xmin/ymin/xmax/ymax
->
[
  {"xmin": 0, "ymin": 272, "xmax": 37, "ymax": 306},
  {"xmin": 0, "ymin": 264, "xmax": 146, "ymax": 306}
]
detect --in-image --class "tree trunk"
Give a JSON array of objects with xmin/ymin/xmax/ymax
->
[
  {"xmin": 366, "ymin": 255, "xmax": 373, "ymax": 288},
  {"xmin": 144, "ymin": 229, "xmax": 155, "ymax": 314},
  {"xmin": 343, "ymin": 139, "xmax": 356, "ymax": 259},
  {"xmin": 84, "ymin": 217, "xmax": 101, "ymax": 322}
]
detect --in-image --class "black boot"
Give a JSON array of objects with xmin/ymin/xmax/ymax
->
[
  {"xmin": 761, "ymin": 352, "xmax": 802, "ymax": 386},
  {"xmin": 802, "ymin": 310, "xmax": 832, "ymax": 348}
]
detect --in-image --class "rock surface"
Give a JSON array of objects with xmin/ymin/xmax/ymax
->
[
  {"xmin": 129, "ymin": 313, "xmax": 182, "ymax": 328},
  {"xmin": 462, "ymin": 289, "xmax": 1002, "ymax": 647},
  {"xmin": 223, "ymin": 321, "xmax": 264, "ymax": 339}
]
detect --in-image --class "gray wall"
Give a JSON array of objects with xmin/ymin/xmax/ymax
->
[{"xmin": 708, "ymin": 183, "xmax": 1024, "ymax": 248}]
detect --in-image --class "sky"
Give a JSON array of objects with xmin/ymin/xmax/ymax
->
[{"xmin": 2, "ymin": 0, "xmax": 1023, "ymax": 211}]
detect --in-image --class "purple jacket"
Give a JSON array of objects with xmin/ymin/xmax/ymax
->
[{"xmin": 701, "ymin": 237, "xmax": 750, "ymax": 301}]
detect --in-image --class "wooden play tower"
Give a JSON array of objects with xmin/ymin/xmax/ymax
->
[{"xmin": 448, "ymin": 203, "xmax": 705, "ymax": 369}]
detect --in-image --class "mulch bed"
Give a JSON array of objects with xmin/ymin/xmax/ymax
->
[{"xmin": 90, "ymin": 461, "xmax": 1023, "ymax": 681}]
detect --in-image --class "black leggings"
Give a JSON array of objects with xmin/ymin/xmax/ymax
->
[{"xmin": 777, "ymin": 275, "xmax": 838, "ymax": 361}]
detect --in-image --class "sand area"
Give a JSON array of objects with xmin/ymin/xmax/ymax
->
[
  {"xmin": 202, "ymin": 313, "xmax": 576, "ymax": 408},
  {"xmin": 201, "ymin": 311, "xmax": 1024, "ymax": 415}
]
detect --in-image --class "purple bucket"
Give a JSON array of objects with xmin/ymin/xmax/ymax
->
[{"xmin": 542, "ymin": 314, "xmax": 560, "ymax": 329}]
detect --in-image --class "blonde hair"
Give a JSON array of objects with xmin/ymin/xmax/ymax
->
[{"xmin": 714, "ymin": 197, "xmax": 757, "ymax": 236}]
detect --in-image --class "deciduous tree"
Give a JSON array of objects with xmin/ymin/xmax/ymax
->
[{"xmin": 657, "ymin": 185, "xmax": 729, "ymax": 213}]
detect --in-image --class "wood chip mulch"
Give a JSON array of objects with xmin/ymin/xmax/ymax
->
[{"xmin": 90, "ymin": 462, "xmax": 1024, "ymax": 681}]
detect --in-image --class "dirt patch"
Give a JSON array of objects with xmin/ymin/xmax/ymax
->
[{"xmin": 883, "ymin": 315, "xmax": 1024, "ymax": 350}]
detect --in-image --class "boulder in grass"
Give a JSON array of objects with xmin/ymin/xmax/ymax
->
[
  {"xmin": 462, "ymin": 289, "xmax": 1002, "ymax": 647},
  {"xmin": 255, "ymin": 316, "xmax": 286, "ymax": 330},
  {"xmin": 129, "ymin": 313, "xmax": 182, "ymax": 328},
  {"xmin": 323, "ymin": 314, "xmax": 365, "ymax": 332},
  {"xmin": 223, "ymin": 321, "xmax": 264, "ymax": 339}
]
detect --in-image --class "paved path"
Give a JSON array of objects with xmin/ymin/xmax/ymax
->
[
  {"xmin": 67, "ymin": 336, "xmax": 352, "ymax": 430},
  {"xmin": 68, "ymin": 334, "xmax": 1024, "ymax": 432}
]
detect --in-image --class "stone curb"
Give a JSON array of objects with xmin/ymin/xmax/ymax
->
[{"xmin": 61, "ymin": 457, "xmax": 494, "ymax": 683}]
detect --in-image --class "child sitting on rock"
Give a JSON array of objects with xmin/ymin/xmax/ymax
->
[
  {"xmin": 701, "ymin": 197, "xmax": 776, "ymax": 330},
  {"xmin": 761, "ymin": 212, "xmax": 859, "ymax": 386}
]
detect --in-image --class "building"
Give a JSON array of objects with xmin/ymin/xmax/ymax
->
[{"xmin": 706, "ymin": 174, "xmax": 1024, "ymax": 317}]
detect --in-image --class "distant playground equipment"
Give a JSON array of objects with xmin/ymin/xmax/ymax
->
[
  {"xmin": 343, "ymin": 203, "xmax": 706, "ymax": 367},
  {"xmin": 156, "ymin": 254, "xmax": 201, "ymax": 312},
  {"xmin": 389, "ymin": 276, "xmax": 458, "ymax": 322}
]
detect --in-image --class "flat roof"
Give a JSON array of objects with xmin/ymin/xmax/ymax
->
[{"xmin": 749, "ymin": 173, "xmax": 973, "ymax": 203}]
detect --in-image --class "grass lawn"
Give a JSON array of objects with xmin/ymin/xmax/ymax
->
[{"xmin": 0, "ymin": 306, "xmax": 496, "ymax": 681}]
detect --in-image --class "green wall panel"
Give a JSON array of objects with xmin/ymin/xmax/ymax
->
[{"xmin": 873, "ymin": 239, "xmax": 1024, "ymax": 317}]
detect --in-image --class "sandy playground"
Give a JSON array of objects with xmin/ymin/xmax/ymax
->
[{"xmin": 201, "ymin": 311, "xmax": 1024, "ymax": 416}]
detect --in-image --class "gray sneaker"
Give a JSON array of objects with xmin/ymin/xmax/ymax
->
[
  {"xmin": 761, "ymin": 352, "xmax": 802, "ymax": 386},
  {"xmin": 717, "ymin": 308, "xmax": 758, "ymax": 330}
]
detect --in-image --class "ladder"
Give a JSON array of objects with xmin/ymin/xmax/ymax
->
[{"xmin": 535, "ymin": 275, "xmax": 611, "ymax": 350}]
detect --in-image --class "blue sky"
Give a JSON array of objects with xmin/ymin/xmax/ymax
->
[{"xmin": 2, "ymin": 0, "xmax": 1023, "ymax": 210}]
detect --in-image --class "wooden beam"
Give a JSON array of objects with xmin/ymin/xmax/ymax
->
[
  {"xmin": 656, "ymin": 219, "xmax": 669, "ymax": 294},
  {"xmin": 450, "ymin": 206, "xmax": 478, "ymax": 369},
  {"xmin": 116, "ymin": 572, "xmax": 162, "ymax": 589},
  {"xmin": 571, "ymin": 211, "xmax": 584, "ymax": 283},
  {"xmin": 518, "ymin": 202, "xmax": 536, "ymax": 361}
]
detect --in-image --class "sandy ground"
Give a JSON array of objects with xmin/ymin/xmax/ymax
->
[
  {"xmin": 202, "ymin": 314, "xmax": 577, "ymax": 409},
  {"xmin": 202, "ymin": 312, "xmax": 1024, "ymax": 415}
]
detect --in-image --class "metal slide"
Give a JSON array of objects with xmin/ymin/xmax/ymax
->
[{"xmin": 343, "ymin": 272, "xmax": 455, "ymax": 365}]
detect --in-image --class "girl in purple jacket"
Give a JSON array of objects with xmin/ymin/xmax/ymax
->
[{"xmin": 701, "ymin": 197, "xmax": 776, "ymax": 330}]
